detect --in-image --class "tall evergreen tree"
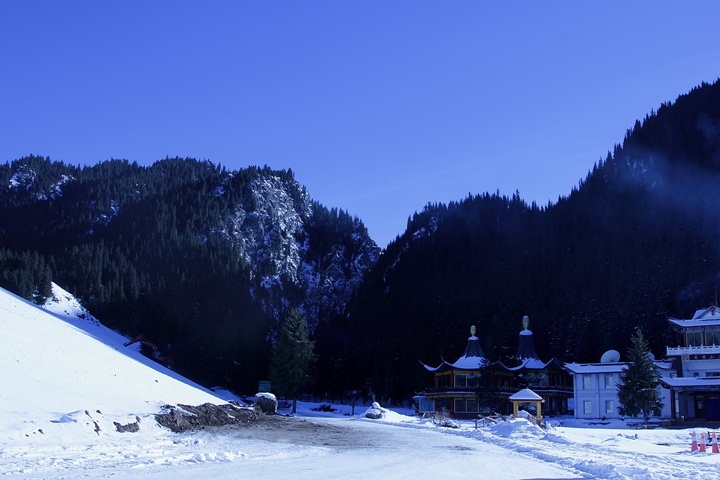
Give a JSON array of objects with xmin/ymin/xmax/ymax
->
[
  {"xmin": 617, "ymin": 329, "xmax": 664, "ymax": 424},
  {"xmin": 474, "ymin": 366, "xmax": 500, "ymax": 414},
  {"xmin": 269, "ymin": 308, "xmax": 317, "ymax": 413}
]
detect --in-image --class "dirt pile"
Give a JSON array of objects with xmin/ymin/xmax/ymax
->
[{"xmin": 155, "ymin": 403, "xmax": 261, "ymax": 433}]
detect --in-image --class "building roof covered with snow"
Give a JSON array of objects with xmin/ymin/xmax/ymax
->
[
  {"xmin": 515, "ymin": 315, "xmax": 540, "ymax": 360},
  {"xmin": 661, "ymin": 377, "xmax": 720, "ymax": 389},
  {"xmin": 564, "ymin": 361, "xmax": 673, "ymax": 375},
  {"xmin": 668, "ymin": 305, "xmax": 720, "ymax": 329},
  {"xmin": 421, "ymin": 325, "xmax": 488, "ymax": 372},
  {"xmin": 509, "ymin": 388, "xmax": 544, "ymax": 402},
  {"xmin": 495, "ymin": 316, "xmax": 565, "ymax": 372}
]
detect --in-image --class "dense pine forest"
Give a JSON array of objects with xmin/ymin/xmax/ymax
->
[
  {"xmin": 2, "ymin": 80, "xmax": 720, "ymax": 404},
  {"xmin": 334, "ymin": 80, "xmax": 720, "ymax": 402}
]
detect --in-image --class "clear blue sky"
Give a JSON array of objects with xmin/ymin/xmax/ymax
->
[{"xmin": 2, "ymin": 1, "xmax": 720, "ymax": 247}]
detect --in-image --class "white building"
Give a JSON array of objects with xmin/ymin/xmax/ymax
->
[
  {"xmin": 663, "ymin": 306, "xmax": 720, "ymax": 420},
  {"xmin": 565, "ymin": 350, "xmax": 673, "ymax": 420}
]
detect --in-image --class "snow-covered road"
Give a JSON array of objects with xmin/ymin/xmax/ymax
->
[
  {"xmin": 1, "ymin": 414, "xmax": 578, "ymax": 480},
  {"xmin": 6, "ymin": 411, "xmax": 720, "ymax": 480}
]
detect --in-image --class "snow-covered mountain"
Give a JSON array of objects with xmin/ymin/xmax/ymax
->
[
  {"xmin": 0, "ymin": 283, "xmax": 227, "ymax": 444},
  {"xmin": 0, "ymin": 158, "xmax": 380, "ymax": 391}
]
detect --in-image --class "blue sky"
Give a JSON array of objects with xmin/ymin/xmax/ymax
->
[{"xmin": 2, "ymin": 1, "xmax": 720, "ymax": 247}]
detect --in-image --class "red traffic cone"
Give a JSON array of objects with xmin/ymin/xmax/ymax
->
[
  {"xmin": 691, "ymin": 431, "xmax": 698, "ymax": 452},
  {"xmin": 712, "ymin": 433, "xmax": 719, "ymax": 454},
  {"xmin": 700, "ymin": 432, "xmax": 707, "ymax": 453}
]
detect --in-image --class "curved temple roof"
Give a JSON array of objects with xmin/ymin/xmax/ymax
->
[
  {"xmin": 422, "ymin": 326, "xmax": 488, "ymax": 372},
  {"xmin": 421, "ymin": 319, "xmax": 563, "ymax": 373}
]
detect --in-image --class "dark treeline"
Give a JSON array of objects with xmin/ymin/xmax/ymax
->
[
  {"xmin": 2, "ymin": 80, "xmax": 720, "ymax": 405},
  {"xmin": 0, "ymin": 248, "xmax": 52, "ymax": 303}
]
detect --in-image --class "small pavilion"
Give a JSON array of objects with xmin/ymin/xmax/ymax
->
[{"xmin": 509, "ymin": 388, "xmax": 544, "ymax": 422}]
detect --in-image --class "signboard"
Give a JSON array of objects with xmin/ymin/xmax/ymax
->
[{"xmin": 258, "ymin": 380, "xmax": 271, "ymax": 393}]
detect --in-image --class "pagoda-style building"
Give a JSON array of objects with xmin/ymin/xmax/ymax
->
[
  {"xmin": 494, "ymin": 316, "xmax": 573, "ymax": 415},
  {"xmin": 418, "ymin": 317, "xmax": 572, "ymax": 419},
  {"xmin": 419, "ymin": 325, "xmax": 489, "ymax": 418}
]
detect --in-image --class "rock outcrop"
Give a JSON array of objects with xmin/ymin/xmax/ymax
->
[
  {"xmin": 254, "ymin": 393, "xmax": 278, "ymax": 414},
  {"xmin": 364, "ymin": 402, "xmax": 388, "ymax": 420}
]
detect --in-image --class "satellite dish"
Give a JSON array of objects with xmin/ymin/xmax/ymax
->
[
  {"xmin": 646, "ymin": 351, "xmax": 656, "ymax": 361},
  {"xmin": 600, "ymin": 350, "xmax": 621, "ymax": 363}
]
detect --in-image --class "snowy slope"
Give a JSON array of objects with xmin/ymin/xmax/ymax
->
[{"xmin": 0, "ymin": 284, "xmax": 226, "ymax": 442}]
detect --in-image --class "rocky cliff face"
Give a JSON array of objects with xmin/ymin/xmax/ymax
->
[
  {"xmin": 227, "ymin": 174, "xmax": 312, "ymax": 283},
  {"xmin": 220, "ymin": 170, "xmax": 380, "ymax": 327}
]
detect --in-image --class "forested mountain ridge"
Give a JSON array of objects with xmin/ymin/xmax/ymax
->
[
  {"xmin": 0, "ymin": 157, "xmax": 379, "ymax": 392},
  {"xmin": 334, "ymin": 80, "xmax": 720, "ymax": 402},
  {"xmin": 3, "ymin": 80, "xmax": 720, "ymax": 404}
]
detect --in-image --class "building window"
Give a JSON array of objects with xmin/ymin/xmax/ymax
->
[
  {"xmin": 416, "ymin": 397, "xmax": 435, "ymax": 413},
  {"xmin": 687, "ymin": 331, "xmax": 703, "ymax": 347},
  {"xmin": 582, "ymin": 375, "xmax": 592, "ymax": 390},
  {"xmin": 455, "ymin": 374, "xmax": 481, "ymax": 388},
  {"xmin": 583, "ymin": 400, "xmax": 592, "ymax": 414},
  {"xmin": 436, "ymin": 398, "xmax": 451, "ymax": 412},
  {"xmin": 455, "ymin": 398, "xmax": 480, "ymax": 413},
  {"xmin": 603, "ymin": 373, "xmax": 614, "ymax": 389},
  {"xmin": 526, "ymin": 372, "xmax": 549, "ymax": 387},
  {"xmin": 605, "ymin": 400, "xmax": 615, "ymax": 414},
  {"xmin": 708, "ymin": 329, "xmax": 720, "ymax": 346}
]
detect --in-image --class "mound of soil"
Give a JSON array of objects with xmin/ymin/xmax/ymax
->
[{"xmin": 155, "ymin": 403, "xmax": 261, "ymax": 433}]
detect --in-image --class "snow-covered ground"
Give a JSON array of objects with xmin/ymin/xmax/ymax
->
[{"xmin": 2, "ymin": 285, "xmax": 720, "ymax": 479}]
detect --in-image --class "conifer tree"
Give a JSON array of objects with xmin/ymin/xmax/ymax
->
[
  {"xmin": 475, "ymin": 365, "xmax": 500, "ymax": 414},
  {"xmin": 269, "ymin": 308, "xmax": 317, "ymax": 413},
  {"xmin": 617, "ymin": 329, "xmax": 663, "ymax": 424}
]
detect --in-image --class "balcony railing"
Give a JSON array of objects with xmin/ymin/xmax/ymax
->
[{"xmin": 667, "ymin": 345, "xmax": 720, "ymax": 356}]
